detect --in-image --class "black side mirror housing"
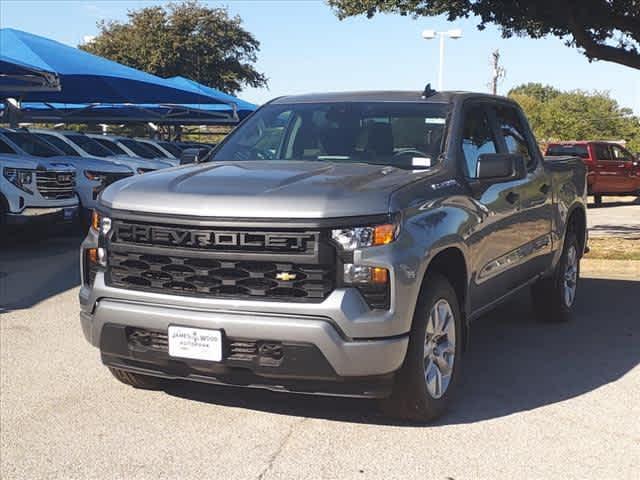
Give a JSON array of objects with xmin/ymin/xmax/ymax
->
[
  {"xmin": 476, "ymin": 153, "xmax": 526, "ymax": 181},
  {"xmin": 180, "ymin": 147, "xmax": 211, "ymax": 165}
]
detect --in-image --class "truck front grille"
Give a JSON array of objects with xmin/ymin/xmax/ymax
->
[
  {"xmin": 36, "ymin": 171, "xmax": 76, "ymax": 199},
  {"xmin": 107, "ymin": 250, "xmax": 334, "ymax": 301}
]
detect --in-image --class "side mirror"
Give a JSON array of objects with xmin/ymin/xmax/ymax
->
[
  {"xmin": 180, "ymin": 147, "xmax": 211, "ymax": 165},
  {"xmin": 476, "ymin": 153, "xmax": 526, "ymax": 181}
]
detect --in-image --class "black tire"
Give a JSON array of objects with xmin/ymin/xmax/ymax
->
[
  {"xmin": 593, "ymin": 194, "xmax": 602, "ymax": 207},
  {"xmin": 531, "ymin": 231, "xmax": 580, "ymax": 323},
  {"xmin": 108, "ymin": 367, "xmax": 166, "ymax": 390},
  {"xmin": 380, "ymin": 272, "xmax": 463, "ymax": 422}
]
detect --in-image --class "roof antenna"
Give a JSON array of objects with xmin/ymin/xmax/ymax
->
[{"xmin": 422, "ymin": 83, "xmax": 437, "ymax": 99}]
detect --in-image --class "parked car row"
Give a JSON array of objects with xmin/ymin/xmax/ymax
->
[
  {"xmin": 545, "ymin": 141, "xmax": 640, "ymax": 206},
  {"xmin": 0, "ymin": 128, "xmax": 214, "ymax": 228}
]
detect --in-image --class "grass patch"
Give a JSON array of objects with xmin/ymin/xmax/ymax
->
[{"xmin": 585, "ymin": 237, "xmax": 640, "ymax": 261}]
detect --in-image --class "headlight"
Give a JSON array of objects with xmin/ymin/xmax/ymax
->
[
  {"xmin": 3, "ymin": 167, "xmax": 35, "ymax": 194},
  {"xmin": 84, "ymin": 170, "xmax": 106, "ymax": 182},
  {"xmin": 331, "ymin": 222, "xmax": 398, "ymax": 251},
  {"xmin": 90, "ymin": 210, "xmax": 112, "ymax": 236},
  {"xmin": 331, "ymin": 217, "xmax": 398, "ymax": 310}
]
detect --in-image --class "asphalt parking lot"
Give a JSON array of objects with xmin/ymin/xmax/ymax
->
[
  {"xmin": 587, "ymin": 196, "xmax": 640, "ymax": 239},
  {"xmin": 1, "ymin": 232, "xmax": 638, "ymax": 479}
]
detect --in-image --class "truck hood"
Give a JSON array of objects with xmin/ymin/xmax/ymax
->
[
  {"xmin": 0, "ymin": 153, "xmax": 74, "ymax": 171},
  {"xmin": 109, "ymin": 155, "xmax": 173, "ymax": 171},
  {"xmin": 49, "ymin": 155, "xmax": 133, "ymax": 174},
  {"xmin": 100, "ymin": 160, "xmax": 427, "ymax": 218}
]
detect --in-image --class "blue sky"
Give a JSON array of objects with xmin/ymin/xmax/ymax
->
[{"xmin": 1, "ymin": 0, "xmax": 639, "ymax": 113}]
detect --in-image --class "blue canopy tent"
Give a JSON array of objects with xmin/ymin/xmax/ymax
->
[
  {"xmin": 0, "ymin": 29, "xmax": 257, "ymax": 125},
  {"xmin": 166, "ymin": 76, "xmax": 257, "ymax": 119},
  {"xmin": 0, "ymin": 28, "xmax": 234, "ymax": 106},
  {"xmin": 1, "ymin": 101, "xmax": 253, "ymax": 125},
  {"xmin": 0, "ymin": 55, "xmax": 60, "ymax": 93}
]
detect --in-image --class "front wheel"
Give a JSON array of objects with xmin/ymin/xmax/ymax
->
[
  {"xmin": 531, "ymin": 231, "xmax": 580, "ymax": 322},
  {"xmin": 380, "ymin": 272, "xmax": 463, "ymax": 422}
]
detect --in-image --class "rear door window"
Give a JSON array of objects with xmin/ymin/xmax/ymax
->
[{"xmin": 460, "ymin": 105, "xmax": 497, "ymax": 178}]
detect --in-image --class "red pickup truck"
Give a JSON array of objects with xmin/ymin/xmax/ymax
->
[{"xmin": 546, "ymin": 141, "xmax": 640, "ymax": 206}]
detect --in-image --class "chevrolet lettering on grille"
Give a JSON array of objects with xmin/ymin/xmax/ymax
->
[{"xmin": 114, "ymin": 223, "xmax": 316, "ymax": 252}]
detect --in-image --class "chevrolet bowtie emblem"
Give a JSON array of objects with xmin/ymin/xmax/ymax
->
[{"xmin": 276, "ymin": 272, "xmax": 297, "ymax": 281}]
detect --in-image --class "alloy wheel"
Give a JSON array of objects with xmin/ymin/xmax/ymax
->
[
  {"xmin": 424, "ymin": 299, "xmax": 456, "ymax": 399},
  {"xmin": 564, "ymin": 244, "xmax": 578, "ymax": 307}
]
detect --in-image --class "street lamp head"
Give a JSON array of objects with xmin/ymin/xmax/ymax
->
[
  {"xmin": 422, "ymin": 29, "xmax": 436, "ymax": 40},
  {"xmin": 447, "ymin": 29, "xmax": 463, "ymax": 39}
]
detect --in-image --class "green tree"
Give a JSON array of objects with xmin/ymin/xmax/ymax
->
[
  {"xmin": 508, "ymin": 83, "xmax": 561, "ymax": 103},
  {"xmin": 329, "ymin": 0, "xmax": 640, "ymax": 70},
  {"xmin": 509, "ymin": 85, "xmax": 640, "ymax": 151},
  {"xmin": 80, "ymin": 0, "xmax": 267, "ymax": 94}
]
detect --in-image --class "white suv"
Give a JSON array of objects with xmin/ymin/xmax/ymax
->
[
  {"xmin": 0, "ymin": 153, "xmax": 78, "ymax": 227},
  {"xmin": 0, "ymin": 129, "xmax": 133, "ymax": 216},
  {"xmin": 30, "ymin": 130, "xmax": 174, "ymax": 174}
]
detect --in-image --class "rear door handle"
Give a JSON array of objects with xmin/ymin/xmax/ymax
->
[
  {"xmin": 540, "ymin": 183, "xmax": 550, "ymax": 195},
  {"xmin": 506, "ymin": 191, "xmax": 519, "ymax": 204}
]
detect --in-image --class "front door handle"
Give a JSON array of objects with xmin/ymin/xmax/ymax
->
[
  {"xmin": 540, "ymin": 183, "xmax": 550, "ymax": 195},
  {"xmin": 506, "ymin": 191, "xmax": 519, "ymax": 204}
]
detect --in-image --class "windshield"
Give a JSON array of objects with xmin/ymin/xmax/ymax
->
[
  {"xmin": 213, "ymin": 102, "xmax": 449, "ymax": 169},
  {"xmin": 65, "ymin": 134, "xmax": 113, "ymax": 157},
  {"xmin": 35, "ymin": 133, "xmax": 80, "ymax": 156},
  {"xmin": 120, "ymin": 139, "xmax": 158, "ymax": 159},
  {"xmin": 158, "ymin": 141, "xmax": 182, "ymax": 157},
  {"xmin": 3, "ymin": 131, "xmax": 61, "ymax": 157},
  {"xmin": 138, "ymin": 141, "xmax": 170, "ymax": 158},
  {"xmin": 93, "ymin": 137, "xmax": 127, "ymax": 155}
]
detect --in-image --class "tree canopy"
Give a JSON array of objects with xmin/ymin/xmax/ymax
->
[
  {"xmin": 329, "ymin": 0, "xmax": 640, "ymax": 70},
  {"xmin": 508, "ymin": 83, "xmax": 640, "ymax": 151},
  {"xmin": 80, "ymin": 0, "xmax": 267, "ymax": 94}
]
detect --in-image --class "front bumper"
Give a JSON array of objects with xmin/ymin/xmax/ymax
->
[
  {"xmin": 80, "ymin": 297, "xmax": 408, "ymax": 393},
  {"xmin": 5, "ymin": 205, "xmax": 79, "ymax": 225}
]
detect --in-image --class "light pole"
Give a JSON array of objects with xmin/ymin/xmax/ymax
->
[{"xmin": 422, "ymin": 29, "xmax": 463, "ymax": 91}]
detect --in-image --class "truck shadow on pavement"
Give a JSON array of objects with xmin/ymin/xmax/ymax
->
[
  {"xmin": 0, "ymin": 231, "xmax": 82, "ymax": 311},
  {"xmin": 165, "ymin": 276, "xmax": 639, "ymax": 426}
]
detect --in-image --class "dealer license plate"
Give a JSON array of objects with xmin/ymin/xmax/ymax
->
[{"xmin": 168, "ymin": 326, "xmax": 222, "ymax": 362}]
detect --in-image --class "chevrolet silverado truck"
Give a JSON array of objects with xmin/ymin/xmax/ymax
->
[{"xmin": 80, "ymin": 91, "xmax": 587, "ymax": 421}]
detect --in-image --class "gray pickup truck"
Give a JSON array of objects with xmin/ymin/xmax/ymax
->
[{"xmin": 80, "ymin": 90, "xmax": 587, "ymax": 421}]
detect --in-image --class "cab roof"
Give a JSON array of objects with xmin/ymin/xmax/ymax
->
[{"xmin": 269, "ymin": 90, "xmax": 510, "ymax": 105}]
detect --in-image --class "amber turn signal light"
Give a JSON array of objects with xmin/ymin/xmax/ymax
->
[
  {"xmin": 86, "ymin": 248, "xmax": 98, "ymax": 265},
  {"xmin": 371, "ymin": 267, "xmax": 389, "ymax": 284},
  {"xmin": 373, "ymin": 224, "xmax": 395, "ymax": 246},
  {"xmin": 90, "ymin": 210, "xmax": 101, "ymax": 231}
]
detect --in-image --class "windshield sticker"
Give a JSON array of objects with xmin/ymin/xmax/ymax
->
[
  {"xmin": 424, "ymin": 118, "xmax": 446, "ymax": 124},
  {"xmin": 412, "ymin": 157, "xmax": 431, "ymax": 168}
]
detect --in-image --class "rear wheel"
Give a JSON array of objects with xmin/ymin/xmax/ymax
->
[
  {"xmin": 380, "ymin": 273, "xmax": 462, "ymax": 422},
  {"xmin": 531, "ymin": 231, "xmax": 580, "ymax": 322},
  {"xmin": 108, "ymin": 367, "xmax": 166, "ymax": 390}
]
